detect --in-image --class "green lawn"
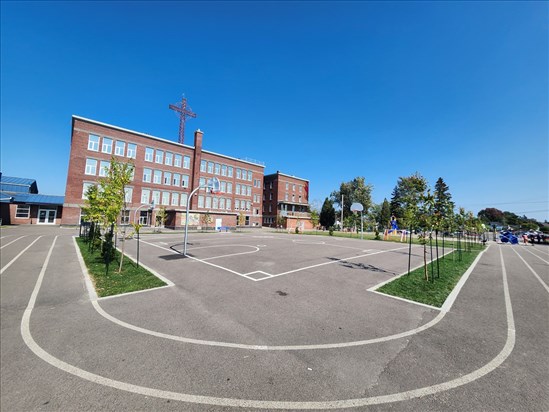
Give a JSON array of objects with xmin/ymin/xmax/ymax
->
[
  {"xmin": 376, "ymin": 246, "xmax": 483, "ymax": 307},
  {"xmin": 76, "ymin": 237, "xmax": 167, "ymax": 297}
]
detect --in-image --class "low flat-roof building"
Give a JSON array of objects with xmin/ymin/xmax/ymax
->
[{"xmin": 0, "ymin": 174, "xmax": 64, "ymax": 225}]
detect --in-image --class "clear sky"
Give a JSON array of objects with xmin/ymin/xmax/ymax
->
[{"xmin": 1, "ymin": 1, "xmax": 547, "ymax": 221}]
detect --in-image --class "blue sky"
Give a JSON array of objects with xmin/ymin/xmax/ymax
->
[{"xmin": 1, "ymin": 1, "xmax": 547, "ymax": 221}]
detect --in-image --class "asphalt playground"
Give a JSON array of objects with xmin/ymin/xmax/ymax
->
[{"xmin": 1, "ymin": 225, "xmax": 548, "ymax": 411}]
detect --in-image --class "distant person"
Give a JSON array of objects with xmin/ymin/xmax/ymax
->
[{"xmin": 522, "ymin": 234, "xmax": 528, "ymax": 245}]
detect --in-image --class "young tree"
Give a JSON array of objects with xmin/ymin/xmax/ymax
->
[
  {"xmin": 390, "ymin": 172, "xmax": 427, "ymax": 229},
  {"xmin": 319, "ymin": 198, "xmax": 336, "ymax": 229},
  {"xmin": 82, "ymin": 157, "xmax": 134, "ymax": 272},
  {"xmin": 201, "ymin": 212, "xmax": 212, "ymax": 230},
  {"xmin": 309, "ymin": 210, "xmax": 320, "ymax": 229}
]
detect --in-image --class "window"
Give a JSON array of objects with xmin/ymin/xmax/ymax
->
[
  {"xmin": 165, "ymin": 152, "xmax": 173, "ymax": 166},
  {"xmin": 85, "ymin": 159, "xmax": 97, "ymax": 175},
  {"xmin": 102, "ymin": 137, "xmax": 113, "ymax": 154},
  {"xmin": 164, "ymin": 172, "xmax": 172, "ymax": 185},
  {"xmin": 141, "ymin": 189, "xmax": 150, "ymax": 204},
  {"xmin": 198, "ymin": 195, "xmax": 204, "ymax": 208},
  {"xmin": 299, "ymin": 185, "xmax": 302, "ymax": 193},
  {"xmin": 269, "ymin": 193, "xmax": 272, "ymax": 200},
  {"xmin": 127, "ymin": 143, "xmax": 137, "ymax": 159},
  {"xmin": 152, "ymin": 190, "xmax": 160, "ymax": 205},
  {"xmin": 228, "ymin": 166, "xmax": 233, "ymax": 178},
  {"xmin": 120, "ymin": 210, "xmax": 130, "ymax": 225},
  {"xmin": 285, "ymin": 193, "xmax": 289, "ymax": 201},
  {"xmin": 212, "ymin": 197, "xmax": 219, "ymax": 209},
  {"xmin": 88, "ymin": 134, "xmax": 100, "ymax": 151},
  {"xmin": 99, "ymin": 160, "xmax": 110, "ymax": 177},
  {"xmin": 183, "ymin": 155, "xmax": 191, "ymax": 169},
  {"xmin": 236, "ymin": 184, "xmax": 241, "ymax": 195},
  {"xmin": 234, "ymin": 200, "xmax": 240, "ymax": 210},
  {"xmin": 226, "ymin": 198, "xmax": 231, "ymax": 210},
  {"xmin": 82, "ymin": 182, "xmax": 94, "ymax": 199},
  {"xmin": 269, "ymin": 204, "xmax": 272, "ymax": 212},
  {"xmin": 207, "ymin": 161, "xmax": 214, "ymax": 174},
  {"xmin": 246, "ymin": 201, "xmax": 251, "ymax": 211},
  {"xmin": 115, "ymin": 141, "xmax": 125, "ymax": 156},
  {"xmin": 145, "ymin": 147, "xmax": 154, "ymax": 162},
  {"xmin": 214, "ymin": 163, "xmax": 221, "ymax": 175},
  {"xmin": 227, "ymin": 182, "xmax": 233, "ymax": 194},
  {"xmin": 236, "ymin": 168, "xmax": 241, "ymax": 179},
  {"xmin": 171, "ymin": 192, "xmax": 179, "ymax": 206},
  {"xmin": 221, "ymin": 165, "xmax": 227, "ymax": 176},
  {"xmin": 219, "ymin": 198, "xmax": 225, "ymax": 210},
  {"xmin": 248, "ymin": 170, "xmax": 253, "ymax": 181},
  {"xmin": 173, "ymin": 173, "xmax": 180, "ymax": 187},
  {"xmin": 254, "ymin": 179, "xmax": 261, "ymax": 188},
  {"xmin": 286, "ymin": 183, "xmax": 289, "ymax": 190},
  {"xmin": 247, "ymin": 186, "xmax": 252, "ymax": 196},
  {"xmin": 269, "ymin": 182, "xmax": 273, "ymax": 189},
  {"xmin": 174, "ymin": 154, "xmax": 182, "ymax": 167},
  {"xmin": 220, "ymin": 181, "xmax": 226, "ymax": 193},
  {"xmin": 124, "ymin": 187, "xmax": 133, "ymax": 203},
  {"xmin": 205, "ymin": 196, "xmax": 212, "ymax": 209},
  {"xmin": 199, "ymin": 177, "xmax": 206, "ymax": 189},
  {"xmin": 200, "ymin": 160, "xmax": 207, "ymax": 172},
  {"xmin": 15, "ymin": 205, "xmax": 30, "ymax": 219},
  {"xmin": 162, "ymin": 191, "xmax": 170, "ymax": 205},
  {"xmin": 292, "ymin": 194, "xmax": 295, "ymax": 202},
  {"xmin": 153, "ymin": 170, "xmax": 162, "ymax": 184},
  {"xmin": 293, "ymin": 184, "xmax": 296, "ymax": 191},
  {"xmin": 155, "ymin": 150, "xmax": 164, "ymax": 164},
  {"xmin": 181, "ymin": 175, "xmax": 189, "ymax": 188},
  {"xmin": 143, "ymin": 168, "xmax": 152, "ymax": 183},
  {"xmin": 180, "ymin": 193, "xmax": 188, "ymax": 207}
]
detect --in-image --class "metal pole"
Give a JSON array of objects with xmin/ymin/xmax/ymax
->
[
  {"xmin": 136, "ymin": 229, "xmax": 140, "ymax": 268},
  {"xmin": 341, "ymin": 195, "xmax": 344, "ymax": 232},
  {"xmin": 360, "ymin": 210, "xmax": 363, "ymax": 240},
  {"xmin": 184, "ymin": 185, "xmax": 203, "ymax": 256}
]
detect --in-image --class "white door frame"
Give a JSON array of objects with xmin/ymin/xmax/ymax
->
[{"xmin": 37, "ymin": 208, "xmax": 57, "ymax": 224}]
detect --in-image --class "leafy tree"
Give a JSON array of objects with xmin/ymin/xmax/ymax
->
[
  {"xmin": 238, "ymin": 212, "xmax": 246, "ymax": 226},
  {"xmin": 390, "ymin": 172, "xmax": 428, "ymax": 229},
  {"xmin": 414, "ymin": 189, "xmax": 435, "ymax": 280},
  {"xmin": 82, "ymin": 157, "xmax": 134, "ymax": 272},
  {"xmin": 156, "ymin": 207, "xmax": 167, "ymax": 227},
  {"xmin": 319, "ymin": 198, "xmax": 336, "ymax": 229},
  {"xmin": 310, "ymin": 210, "xmax": 320, "ymax": 229},
  {"xmin": 330, "ymin": 177, "xmax": 373, "ymax": 223},
  {"xmin": 477, "ymin": 208, "xmax": 505, "ymax": 225},
  {"xmin": 201, "ymin": 212, "xmax": 212, "ymax": 230}
]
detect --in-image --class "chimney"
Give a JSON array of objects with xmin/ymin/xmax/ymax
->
[{"xmin": 194, "ymin": 129, "xmax": 203, "ymax": 152}]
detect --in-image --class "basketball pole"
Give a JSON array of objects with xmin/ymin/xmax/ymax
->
[{"xmin": 183, "ymin": 177, "xmax": 220, "ymax": 256}]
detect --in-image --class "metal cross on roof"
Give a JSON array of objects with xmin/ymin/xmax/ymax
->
[{"xmin": 169, "ymin": 96, "xmax": 197, "ymax": 145}]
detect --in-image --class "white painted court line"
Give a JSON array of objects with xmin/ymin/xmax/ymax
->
[
  {"xmin": 519, "ymin": 245, "xmax": 549, "ymax": 265},
  {"xmin": 1, "ymin": 236, "xmax": 42, "ymax": 275},
  {"xmin": 20, "ymin": 233, "xmax": 518, "ymax": 409},
  {"xmin": 0, "ymin": 235, "xmax": 26, "ymax": 249},
  {"xmin": 510, "ymin": 247, "xmax": 549, "ymax": 294}
]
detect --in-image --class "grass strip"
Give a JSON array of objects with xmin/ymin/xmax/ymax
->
[
  {"xmin": 376, "ymin": 247, "xmax": 482, "ymax": 307},
  {"xmin": 76, "ymin": 237, "xmax": 166, "ymax": 297}
]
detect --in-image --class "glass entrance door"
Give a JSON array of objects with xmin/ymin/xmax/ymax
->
[{"xmin": 38, "ymin": 209, "xmax": 57, "ymax": 224}]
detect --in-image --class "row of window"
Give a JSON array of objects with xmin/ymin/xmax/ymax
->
[
  {"xmin": 143, "ymin": 168, "xmax": 190, "ymax": 188},
  {"xmin": 84, "ymin": 159, "xmax": 136, "ymax": 179},
  {"xmin": 144, "ymin": 147, "xmax": 191, "ymax": 169},
  {"xmin": 199, "ymin": 160, "xmax": 257, "ymax": 183},
  {"xmin": 88, "ymin": 134, "xmax": 137, "ymax": 159},
  {"xmin": 82, "ymin": 183, "xmax": 133, "ymax": 203}
]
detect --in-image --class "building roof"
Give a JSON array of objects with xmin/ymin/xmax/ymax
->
[
  {"xmin": 0, "ymin": 175, "xmax": 38, "ymax": 194},
  {"xmin": 0, "ymin": 191, "xmax": 64, "ymax": 205},
  {"xmin": 264, "ymin": 171, "xmax": 309, "ymax": 182},
  {"xmin": 73, "ymin": 115, "xmax": 265, "ymax": 168}
]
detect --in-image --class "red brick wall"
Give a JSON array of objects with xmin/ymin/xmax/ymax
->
[{"xmin": 63, "ymin": 117, "xmax": 264, "ymax": 227}]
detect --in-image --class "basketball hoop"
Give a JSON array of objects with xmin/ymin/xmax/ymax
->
[{"xmin": 207, "ymin": 177, "xmax": 221, "ymax": 195}]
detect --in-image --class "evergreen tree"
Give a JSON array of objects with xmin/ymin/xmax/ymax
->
[
  {"xmin": 380, "ymin": 198, "xmax": 391, "ymax": 229},
  {"xmin": 319, "ymin": 198, "xmax": 336, "ymax": 229},
  {"xmin": 434, "ymin": 177, "xmax": 454, "ymax": 218},
  {"xmin": 389, "ymin": 172, "xmax": 428, "ymax": 228}
]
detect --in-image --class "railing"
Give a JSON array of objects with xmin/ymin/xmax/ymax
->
[{"xmin": 282, "ymin": 211, "xmax": 311, "ymax": 218}]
